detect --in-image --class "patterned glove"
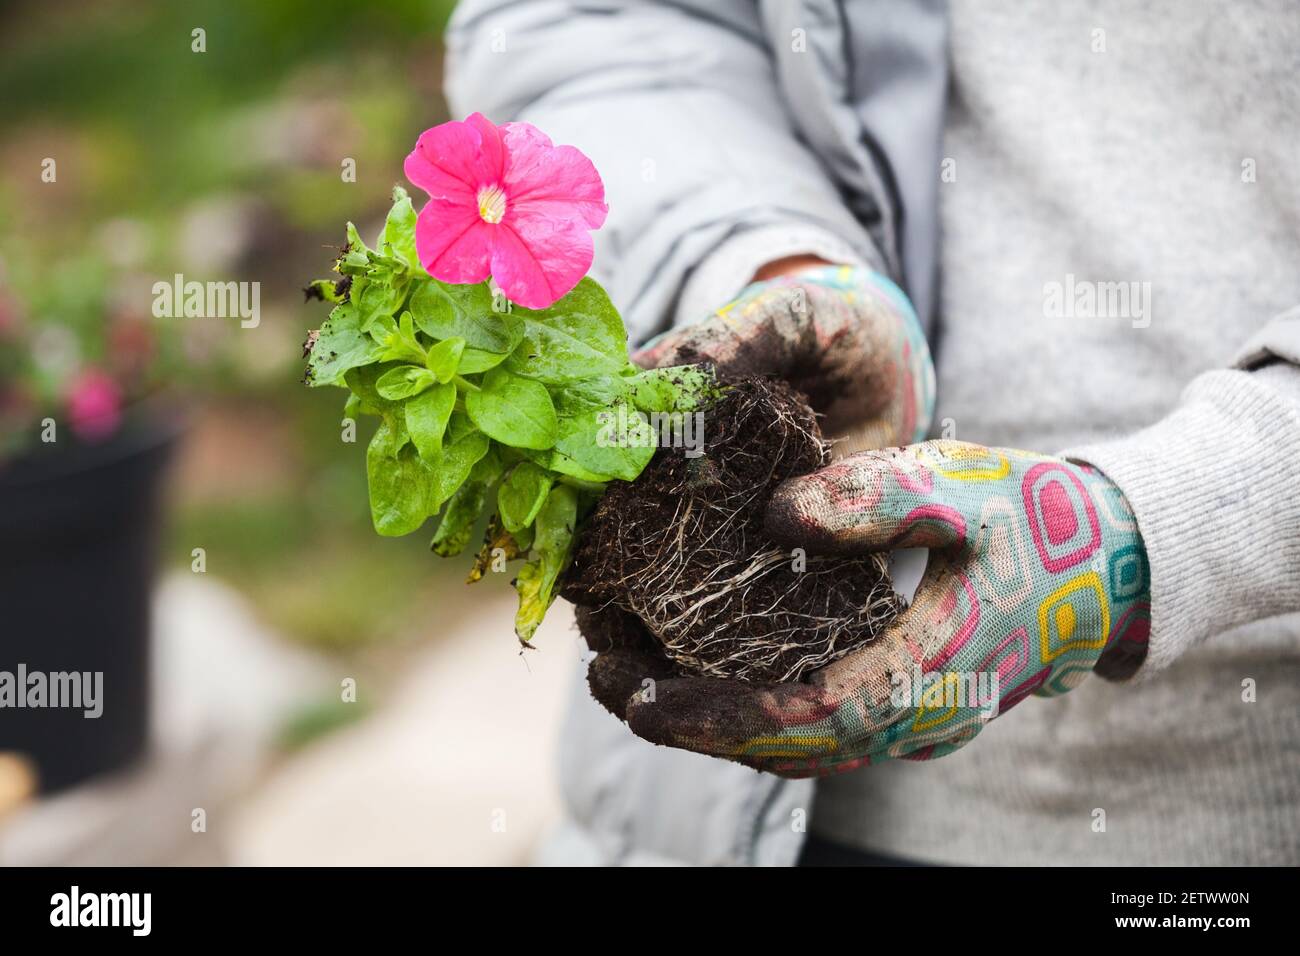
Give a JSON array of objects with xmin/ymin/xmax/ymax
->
[
  {"xmin": 634, "ymin": 264, "xmax": 935, "ymax": 452},
  {"xmin": 624, "ymin": 440, "xmax": 1152, "ymax": 777}
]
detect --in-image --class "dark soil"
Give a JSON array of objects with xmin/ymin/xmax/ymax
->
[{"xmin": 563, "ymin": 376, "xmax": 901, "ymax": 682}]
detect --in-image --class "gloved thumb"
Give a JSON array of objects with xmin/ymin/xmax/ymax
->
[{"xmin": 763, "ymin": 444, "xmax": 970, "ymax": 556}]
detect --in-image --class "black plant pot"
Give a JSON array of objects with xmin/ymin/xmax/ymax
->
[{"xmin": 0, "ymin": 419, "xmax": 177, "ymax": 794}]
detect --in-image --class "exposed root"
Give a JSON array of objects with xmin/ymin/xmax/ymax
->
[{"xmin": 565, "ymin": 376, "xmax": 902, "ymax": 682}]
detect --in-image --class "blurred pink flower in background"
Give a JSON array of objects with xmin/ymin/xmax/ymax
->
[
  {"xmin": 66, "ymin": 368, "xmax": 122, "ymax": 441},
  {"xmin": 404, "ymin": 112, "xmax": 607, "ymax": 309}
]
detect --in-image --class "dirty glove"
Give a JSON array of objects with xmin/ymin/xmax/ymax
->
[
  {"xmin": 622, "ymin": 440, "xmax": 1152, "ymax": 777},
  {"xmin": 635, "ymin": 264, "xmax": 935, "ymax": 453}
]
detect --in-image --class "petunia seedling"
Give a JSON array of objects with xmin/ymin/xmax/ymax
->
[{"xmin": 305, "ymin": 184, "xmax": 716, "ymax": 642}]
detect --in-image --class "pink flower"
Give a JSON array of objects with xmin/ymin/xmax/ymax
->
[
  {"xmin": 67, "ymin": 369, "xmax": 122, "ymax": 441},
  {"xmin": 403, "ymin": 113, "xmax": 607, "ymax": 310}
]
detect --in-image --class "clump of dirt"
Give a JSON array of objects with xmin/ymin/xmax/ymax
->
[{"xmin": 564, "ymin": 376, "xmax": 902, "ymax": 682}]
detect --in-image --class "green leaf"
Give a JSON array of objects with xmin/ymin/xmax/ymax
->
[
  {"xmin": 366, "ymin": 309, "xmax": 395, "ymax": 339},
  {"xmin": 511, "ymin": 523, "xmax": 535, "ymax": 553},
  {"xmin": 377, "ymin": 365, "xmax": 437, "ymax": 400},
  {"xmin": 368, "ymin": 410, "xmax": 488, "ymax": 534},
  {"xmin": 626, "ymin": 364, "xmax": 720, "ymax": 412},
  {"xmin": 404, "ymin": 382, "xmax": 456, "ymax": 460},
  {"xmin": 410, "ymin": 279, "xmax": 524, "ymax": 354},
  {"xmin": 346, "ymin": 221, "xmax": 371, "ymax": 255},
  {"xmin": 456, "ymin": 346, "xmax": 510, "ymax": 374},
  {"xmin": 554, "ymin": 391, "xmax": 655, "ymax": 482},
  {"xmin": 380, "ymin": 185, "xmax": 419, "ymax": 269},
  {"xmin": 445, "ymin": 410, "xmax": 478, "ymax": 444},
  {"xmin": 497, "ymin": 461, "xmax": 554, "ymax": 534},
  {"xmin": 356, "ymin": 276, "xmax": 408, "ymax": 327},
  {"xmin": 555, "ymin": 373, "xmax": 631, "ymax": 406},
  {"xmin": 307, "ymin": 302, "xmax": 382, "ymax": 387},
  {"xmin": 465, "ymin": 367, "xmax": 558, "ymax": 450},
  {"xmin": 429, "ymin": 420, "xmax": 491, "ymax": 512},
  {"xmin": 430, "ymin": 482, "xmax": 486, "ymax": 557},
  {"xmin": 535, "ymin": 484, "xmax": 578, "ymax": 552},
  {"xmin": 425, "ymin": 336, "xmax": 466, "ymax": 383},
  {"xmin": 408, "ymin": 280, "xmax": 456, "ymax": 334},
  {"xmin": 371, "ymin": 410, "xmax": 410, "ymax": 455},
  {"xmin": 520, "ymin": 447, "xmax": 614, "ymax": 484},
  {"xmin": 366, "ymin": 418, "xmax": 428, "ymax": 537},
  {"xmin": 441, "ymin": 281, "xmax": 501, "ymax": 326},
  {"xmin": 505, "ymin": 278, "xmax": 629, "ymax": 384},
  {"xmin": 344, "ymin": 362, "xmax": 403, "ymax": 415},
  {"xmin": 431, "ymin": 450, "xmax": 500, "ymax": 558},
  {"xmin": 337, "ymin": 222, "xmax": 373, "ymax": 275},
  {"xmin": 514, "ymin": 485, "xmax": 578, "ymax": 642},
  {"xmin": 373, "ymin": 311, "xmax": 426, "ymax": 363},
  {"xmin": 337, "ymin": 252, "xmax": 370, "ymax": 276}
]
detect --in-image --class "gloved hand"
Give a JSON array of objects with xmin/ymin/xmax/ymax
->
[
  {"xmin": 618, "ymin": 440, "xmax": 1152, "ymax": 777},
  {"xmin": 634, "ymin": 264, "xmax": 935, "ymax": 453}
]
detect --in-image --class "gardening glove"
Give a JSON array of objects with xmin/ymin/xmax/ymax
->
[
  {"xmin": 622, "ymin": 440, "xmax": 1152, "ymax": 777},
  {"xmin": 634, "ymin": 264, "xmax": 935, "ymax": 454}
]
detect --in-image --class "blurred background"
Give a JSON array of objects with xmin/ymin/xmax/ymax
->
[{"xmin": 0, "ymin": 0, "xmax": 580, "ymax": 864}]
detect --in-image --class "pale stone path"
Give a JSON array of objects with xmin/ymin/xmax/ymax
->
[{"xmin": 228, "ymin": 589, "xmax": 578, "ymax": 865}]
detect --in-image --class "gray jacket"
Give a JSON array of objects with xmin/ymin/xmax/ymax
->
[{"xmin": 447, "ymin": 0, "xmax": 945, "ymax": 865}]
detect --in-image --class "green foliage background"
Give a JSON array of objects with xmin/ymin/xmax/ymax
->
[{"xmin": 0, "ymin": 0, "xmax": 461, "ymax": 653}]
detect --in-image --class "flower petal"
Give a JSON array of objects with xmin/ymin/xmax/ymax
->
[
  {"xmin": 464, "ymin": 112, "xmax": 505, "ymax": 184},
  {"xmin": 415, "ymin": 200, "xmax": 493, "ymax": 285},
  {"xmin": 67, "ymin": 369, "xmax": 122, "ymax": 441},
  {"xmin": 490, "ymin": 212, "xmax": 593, "ymax": 309},
  {"xmin": 404, "ymin": 112, "xmax": 505, "ymax": 203},
  {"xmin": 501, "ymin": 123, "xmax": 607, "ymax": 229}
]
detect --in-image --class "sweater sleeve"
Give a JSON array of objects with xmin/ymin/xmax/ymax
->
[
  {"xmin": 444, "ymin": 0, "xmax": 885, "ymax": 345},
  {"xmin": 1062, "ymin": 306, "xmax": 1300, "ymax": 678}
]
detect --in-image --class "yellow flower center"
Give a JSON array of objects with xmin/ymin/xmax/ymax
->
[{"xmin": 477, "ymin": 185, "xmax": 507, "ymax": 224}]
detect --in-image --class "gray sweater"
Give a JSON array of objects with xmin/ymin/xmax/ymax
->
[{"xmin": 448, "ymin": 0, "xmax": 1300, "ymax": 864}]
